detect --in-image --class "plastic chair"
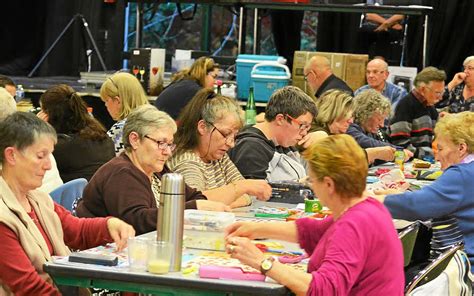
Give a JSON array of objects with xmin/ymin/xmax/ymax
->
[
  {"xmin": 399, "ymin": 222, "xmax": 420, "ymax": 267},
  {"xmin": 405, "ymin": 242, "xmax": 464, "ymax": 294},
  {"xmin": 49, "ymin": 178, "xmax": 88, "ymax": 212}
]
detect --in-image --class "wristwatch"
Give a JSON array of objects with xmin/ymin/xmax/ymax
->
[{"xmin": 260, "ymin": 257, "xmax": 276, "ymax": 274}]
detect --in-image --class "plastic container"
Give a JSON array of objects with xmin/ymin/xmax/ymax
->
[
  {"xmin": 183, "ymin": 210, "xmax": 235, "ymax": 251},
  {"xmin": 236, "ymin": 54, "xmax": 286, "ymax": 100},
  {"xmin": 251, "ymin": 62, "xmax": 291, "ymax": 102}
]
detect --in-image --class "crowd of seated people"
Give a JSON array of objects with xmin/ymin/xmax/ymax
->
[{"xmin": 1, "ymin": 51, "xmax": 473, "ymax": 294}]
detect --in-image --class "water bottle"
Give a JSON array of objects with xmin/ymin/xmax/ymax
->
[
  {"xmin": 16, "ymin": 85, "xmax": 25, "ymax": 102},
  {"xmin": 394, "ymin": 148, "xmax": 405, "ymax": 172},
  {"xmin": 245, "ymin": 87, "xmax": 257, "ymax": 126},
  {"xmin": 156, "ymin": 173, "xmax": 185, "ymax": 272}
]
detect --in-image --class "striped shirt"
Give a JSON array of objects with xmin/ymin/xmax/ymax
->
[{"xmin": 167, "ymin": 151, "xmax": 244, "ymax": 192}]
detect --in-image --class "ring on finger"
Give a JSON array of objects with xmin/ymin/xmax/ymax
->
[{"xmin": 229, "ymin": 245, "xmax": 235, "ymax": 253}]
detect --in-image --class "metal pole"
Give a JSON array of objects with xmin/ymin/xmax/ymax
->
[
  {"xmin": 136, "ymin": 0, "xmax": 143, "ymax": 48},
  {"xmin": 28, "ymin": 15, "xmax": 78, "ymax": 77},
  {"xmin": 422, "ymin": 14, "xmax": 428, "ymax": 68},
  {"xmin": 238, "ymin": 6, "xmax": 247, "ymax": 54},
  {"xmin": 201, "ymin": 4, "xmax": 212, "ymax": 52},
  {"xmin": 252, "ymin": 8, "xmax": 261, "ymax": 54},
  {"xmin": 79, "ymin": 15, "xmax": 107, "ymax": 72}
]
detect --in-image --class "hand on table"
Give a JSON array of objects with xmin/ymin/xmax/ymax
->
[
  {"xmin": 225, "ymin": 221, "xmax": 261, "ymax": 240},
  {"xmin": 236, "ymin": 179, "xmax": 272, "ymax": 201},
  {"xmin": 106, "ymin": 217, "xmax": 135, "ymax": 252},
  {"xmin": 225, "ymin": 236, "xmax": 265, "ymax": 270},
  {"xmin": 196, "ymin": 200, "xmax": 231, "ymax": 212}
]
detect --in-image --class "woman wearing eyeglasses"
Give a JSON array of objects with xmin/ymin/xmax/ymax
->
[
  {"xmin": 76, "ymin": 105, "xmax": 229, "ymax": 235},
  {"xmin": 155, "ymin": 56, "xmax": 220, "ymax": 120},
  {"xmin": 167, "ymin": 89, "xmax": 272, "ymax": 208},
  {"xmin": 312, "ymin": 89, "xmax": 395, "ymax": 164},
  {"xmin": 436, "ymin": 56, "xmax": 474, "ymax": 114}
]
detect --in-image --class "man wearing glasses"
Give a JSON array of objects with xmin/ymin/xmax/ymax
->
[
  {"xmin": 354, "ymin": 58, "xmax": 407, "ymax": 108},
  {"xmin": 303, "ymin": 55, "xmax": 353, "ymax": 98},
  {"xmin": 228, "ymin": 86, "xmax": 317, "ymax": 182},
  {"xmin": 390, "ymin": 67, "xmax": 446, "ymax": 159}
]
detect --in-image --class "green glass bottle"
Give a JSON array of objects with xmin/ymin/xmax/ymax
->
[{"xmin": 245, "ymin": 87, "xmax": 257, "ymax": 126}]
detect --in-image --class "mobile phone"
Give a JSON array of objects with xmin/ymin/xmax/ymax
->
[{"xmin": 68, "ymin": 252, "xmax": 118, "ymax": 266}]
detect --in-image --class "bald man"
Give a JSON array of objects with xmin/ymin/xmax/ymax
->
[
  {"xmin": 355, "ymin": 58, "xmax": 407, "ymax": 107},
  {"xmin": 303, "ymin": 55, "xmax": 353, "ymax": 98}
]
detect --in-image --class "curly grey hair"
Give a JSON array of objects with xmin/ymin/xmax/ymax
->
[{"xmin": 353, "ymin": 89, "xmax": 391, "ymax": 126}]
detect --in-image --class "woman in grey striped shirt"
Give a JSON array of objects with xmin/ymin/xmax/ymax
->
[{"xmin": 168, "ymin": 89, "xmax": 272, "ymax": 208}]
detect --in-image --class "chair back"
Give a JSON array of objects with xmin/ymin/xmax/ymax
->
[
  {"xmin": 399, "ymin": 222, "xmax": 420, "ymax": 267},
  {"xmin": 405, "ymin": 242, "xmax": 464, "ymax": 294},
  {"xmin": 49, "ymin": 178, "xmax": 88, "ymax": 212}
]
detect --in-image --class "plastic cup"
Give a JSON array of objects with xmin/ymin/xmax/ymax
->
[
  {"xmin": 147, "ymin": 241, "xmax": 173, "ymax": 274},
  {"xmin": 127, "ymin": 237, "xmax": 150, "ymax": 271}
]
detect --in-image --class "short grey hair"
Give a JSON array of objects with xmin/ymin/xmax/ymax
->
[
  {"xmin": 265, "ymin": 86, "xmax": 318, "ymax": 121},
  {"xmin": 0, "ymin": 112, "xmax": 57, "ymax": 163},
  {"xmin": 353, "ymin": 89, "xmax": 391, "ymax": 125},
  {"xmin": 463, "ymin": 56, "xmax": 474, "ymax": 67},
  {"xmin": 123, "ymin": 105, "xmax": 177, "ymax": 152},
  {"xmin": 0, "ymin": 87, "xmax": 16, "ymax": 121},
  {"xmin": 414, "ymin": 67, "xmax": 446, "ymax": 88}
]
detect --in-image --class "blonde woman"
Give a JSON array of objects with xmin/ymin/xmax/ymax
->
[
  {"xmin": 155, "ymin": 56, "xmax": 220, "ymax": 120},
  {"xmin": 312, "ymin": 89, "xmax": 395, "ymax": 164},
  {"xmin": 100, "ymin": 72, "xmax": 149, "ymax": 155}
]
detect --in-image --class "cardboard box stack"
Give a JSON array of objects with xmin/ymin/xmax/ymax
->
[{"xmin": 292, "ymin": 51, "xmax": 369, "ymax": 96}]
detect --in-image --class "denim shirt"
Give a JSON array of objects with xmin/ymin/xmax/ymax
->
[{"xmin": 355, "ymin": 81, "xmax": 407, "ymax": 108}]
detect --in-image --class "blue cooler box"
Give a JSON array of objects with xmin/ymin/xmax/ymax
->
[
  {"xmin": 251, "ymin": 62, "xmax": 291, "ymax": 103},
  {"xmin": 236, "ymin": 54, "xmax": 286, "ymax": 100}
]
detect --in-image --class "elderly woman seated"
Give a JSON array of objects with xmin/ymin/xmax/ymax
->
[
  {"xmin": 436, "ymin": 56, "xmax": 474, "ymax": 113},
  {"xmin": 347, "ymin": 89, "xmax": 412, "ymax": 160},
  {"xmin": 0, "ymin": 112, "xmax": 134, "ymax": 295},
  {"xmin": 167, "ymin": 88, "xmax": 272, "ymax": 208},
  {"xmin": 312, "ymin": 89, "xmax": 396, "ymax": 164},
  {"xmin": 376, "ymin": 111, "xmax": 474, "ymax": 270},
  {"xmin": 76, "ymin": 105, "xmax": 228, "ymax": 235},
  {"xmin": 226, "ymin": 135, "xmax": 404, "ymax": 295}
]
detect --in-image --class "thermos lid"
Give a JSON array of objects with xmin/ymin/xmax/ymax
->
[{"xmin": 160, "ymin": 173, "xmax": 185, "ymax": 196}]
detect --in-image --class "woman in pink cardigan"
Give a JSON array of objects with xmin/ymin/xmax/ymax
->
[{"xmin": 226, "ymin": 134, "xmax": 405, "ymax": 295}]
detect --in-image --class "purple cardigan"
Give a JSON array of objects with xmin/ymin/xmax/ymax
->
[{"xmin": 296, "ymin": 198, "xmax": 404, "ymax": 295}]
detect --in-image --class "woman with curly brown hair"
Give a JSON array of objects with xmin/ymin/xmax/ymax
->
[{"xmin": 38, "ymin": 84, "xmax": 115, "ymax": 182}]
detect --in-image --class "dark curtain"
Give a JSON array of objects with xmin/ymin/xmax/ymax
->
[
  {"xmin": 0, "ymin": 0, "xmax": 125, "ymax": 77},
  {"xmin": 317, "ymin": 0, "xmax": 474, "ymax": 80}
]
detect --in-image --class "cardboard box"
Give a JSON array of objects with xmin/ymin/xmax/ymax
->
[{"xmin": 292, "ymin": 51, "xmax": 368, "ymax": 93}]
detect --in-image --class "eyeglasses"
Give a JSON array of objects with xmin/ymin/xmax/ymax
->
[
  {"xmin": 425, "ymin": 85, "xmax": 444, "ymax": 97},
  {"xmin": 464, "ymin": 66, "xmax": 474, "ymax": 72},
  {"xmin": 207, "ymin": 72, "xmax": 218, "ymax": 79},
  {"xmin": 207, "ymin": 122, "xmax": 236, "ymax": 145},
  {"xmin": 144, "ymin": 135, "xmax": 176, "ymax": 152},
  {"xmin": 285, "ymin": 114, "xmax": 311, "ymax": 131}
]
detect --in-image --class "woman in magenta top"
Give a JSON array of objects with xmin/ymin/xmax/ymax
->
[{"xmin": 226, "ymin": 134, "xmax": 404, "ymax": 295}]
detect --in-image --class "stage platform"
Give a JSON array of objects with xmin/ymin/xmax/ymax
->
[{"xmin": 11, "ymin": 75, "xmax": 115, "ymax": 129}]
